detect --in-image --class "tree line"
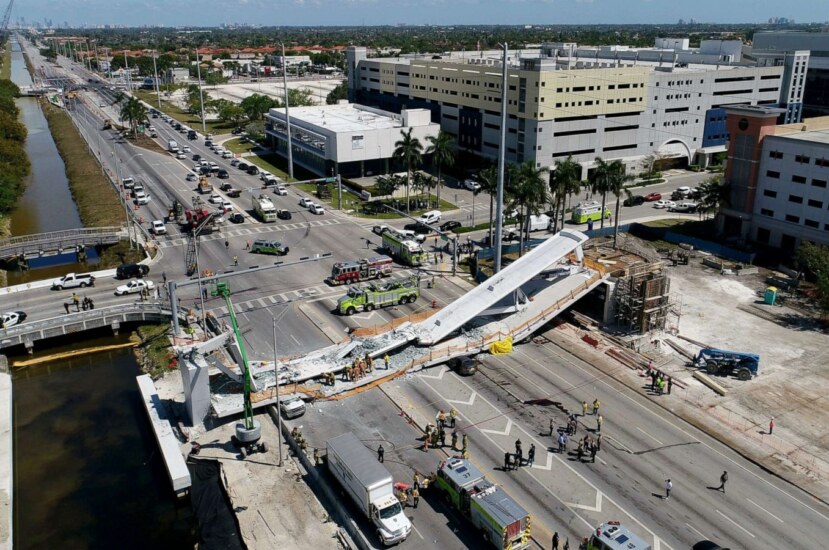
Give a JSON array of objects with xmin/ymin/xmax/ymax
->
[{"xmin": 0, "ymin": 75, "xmax": 30, "ymax": 213}]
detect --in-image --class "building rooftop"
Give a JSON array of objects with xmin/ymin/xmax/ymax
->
[
  {"xmin": 268, "ymin": 103, "xmax": 411, "ymax": 133},
  {"xmin": 773, "ymin": 130, "xmax": 829, "ymax": 146}
]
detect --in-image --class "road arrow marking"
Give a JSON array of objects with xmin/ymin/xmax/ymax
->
[
  {"xmin": 531, "ymin": 452, "xmax": 555, "ymax": 471},
  {"xmin": 480, "ymin": 418, "xmax": 513, "ymax": 436},
  {"xmin": 447, "ymin": 391, "xmax": 477, "ymax": 407},
  {"xmin": 565, "ymin": 492, "xmax": 602, "ymax": 513},
  {"xmin": 419, "ymin": 366, "xmax": 448, "ymax": 380}
]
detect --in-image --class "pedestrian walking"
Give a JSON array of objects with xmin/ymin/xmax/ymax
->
[
  {"xmin": 596, "ymin": 433, "xmax": 602, "ymax": 452},
  {"xmin": 451, "ymin": 430, "xmax": 458, "ymax": 450},
  {"xmin": 72, "ymin": 293, "xmax": 80, "ymax": 311},
  {"xmin": 398, "ymin": 489, "xmax": 408, "ymax": 507},
  {"xmin": 549, "ymin": 417, "xmax": 555, "ymax": 436},
  {"xmin": 233, "ymin": 255, "xmax": 239, "ymax": 266},
  {"xmin": 225, "ymin": 239, "xmax": 229, "ymax": 250},
  {"xmin": 596, "ymin": 414, "xmax": 603, "ymax": 433},
  {"xmin": 162, "ymin": 271, "xmax": 167, "ymax": 284},
  {"xmin": 64, "ymin": 302, "xmax": 71, "ymax": 314},
  {"xmin": 439, "ymin": 428, "xmax": 446, "ymax": 448},
  {"xmin": 592, "ymin": 398, "xmax": 600, "ymax": 415},
  {"xmin": 202, "ymin": 287, "xmax": 208, "ymax": 300},
  {"xmin": 590, "ymin": 443, "xmax": 597, "ymax": 463},
  {"xmin": 769, "ymin": 416, "xmax": 775, "ymax": 435},
  {"xmin": 436, "ymin": 409, "xmax": 447, "ymax": 429},
  {"xmin": 664, "ymin": 478, "xmax": 672, "ymax": 499},
  {"xmin": 412, "ymin": 487, "xmax": 420, "ymax": 509},
  {"xmin": 667, "ymin": 376, "xmax": 673, "ymax": 395},
  {"xmin": 577, "ymin": 441, "xmax": 584, "ymax": 462},
  {"xmin": 245, "ymin": 240, "xmax": 251, "ymax": 250},
  {"xmin": 582, "ymin": 401, "xmax": 589, "ymax": 416},
  {"xmin": 449, "ymin": 407, "xmax": 458, "ymax": 428},
  {"xmin": 528, "ymin": 444, "xmax": 535, "ymax": 466},
  {"xmin": 563, "ymin": 537, "xmax": 570, "ymax": 550},
  {"xmin": 650, "ymin": 370, "xmax": 657, "ymax": 391},
  {"xmin": 504, "ymin": 451, "xmax": 513, "ymax": 471},
  {"xmin": 717, "ymin": 470, "xmax": 728, "ymax": 493},
  {"xmin": 377, "ymin": 444, "xmax": 385, "ymax": 463},
  {"xmin": 384, "ymin": 353, "xmax": 390, "ymax": 370},
  {"xmin": 514, "ymin": 439, "xmax": 523, "ymax": 466},
  {"xmin": 558, "ymin": 433, "xmax": 567, "ymax": 454},
  {"xmin": 552, "ymin": 532, "xmax": 560, "ymax": 550}
]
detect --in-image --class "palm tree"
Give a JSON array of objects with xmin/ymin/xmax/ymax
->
[
  {"xmin": 549, "ymin": 156, "xmax": 582, "ymax": 232},
  {"xmin": 393, "ymin": 128, "xmax": 424, "ymax": 213},
  {"xmin": 608, "ymin": 160, "xmax": 635, "ymax": 248},
  {"xmin": 698, "ymin": 175, "xmax": 730, "ymax": 220},
  {"xmin": 508, "ymin": 162, "xmax": 550, "ymax": 256},
  {"xmin": 590, "ymin": 157, "xmax": 613, "ymax": 229},
  {"xmin": 426, "ymin": 131, "xmax": 455, "ymax": 208},
  {"xmin": 119, "ymin": 97, "xmax": 147, "ymax": 138}
]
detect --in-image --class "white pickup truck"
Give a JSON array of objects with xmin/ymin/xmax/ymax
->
[{"xmin": 52, "ymin": 273, "xmax": 95, "ymax": 290}]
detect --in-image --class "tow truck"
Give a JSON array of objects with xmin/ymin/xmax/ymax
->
[
  {"xmin": 326, "ymin": 255, "xmax": 393, "ymax": 285},
  {"xmin": 337, "ymin": 277, "xmax": 419, "ymax": 315},
  {"xmin": 197, "ymin": 175, "xmax": 213, "ymax": 194},
  {"xmin": 171, "ymin": 197, "xmax": 218, "ymax": 234}
]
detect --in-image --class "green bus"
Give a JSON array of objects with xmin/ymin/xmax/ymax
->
[{"xmin": 571, "ymin": 201, "xmax": 612, "ymax": 224}]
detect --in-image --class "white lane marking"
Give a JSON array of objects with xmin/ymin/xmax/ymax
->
[
  {"xmin": 410, "ymin": 524, "xmax": 425, "ymax": 540},
  {"xmin": 605, "ymin": 435, "xmax": 634, "ymax": 454},
  {"xmin": 290, "ymin": 334, "xmax": 301, "ymax": 346},
  {"xmin": 715, "ymin": 509, "xmax": 756, "ymax": 538},
  {"xmin": 746, "ymin": 498, "xmax": 784, "ymax": 523},
  {"xmin": 538, "ymin": 341, "xmax": 829, "ymax": 524},
  {"xmin": 480, "ymin": 418, "xmax": 513, "ymax": 437},
  {"xmin": 564, "ymin": 492, "xmax": 602, "ymax": 513},
  {"xmin": 531, "ymin": 452, "xmax": 555, "ymax": 471},
  {"xmin": 418, "ymin": 366, "xmax": 448, "ymax": 380},
  {"xmin": 685, "ymin": 523, "xmax": 706, "ymax": 540},
  {"xmin": 636, "ymin": 426, "xmax": 664, "ymax": 446},
  {"xmin": 447, "ymin": 391, "xmax": 477, "ymax": 407}
]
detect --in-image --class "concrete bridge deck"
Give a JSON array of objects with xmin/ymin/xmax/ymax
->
[
  {"xmin": 0, "ymin": 226, "xmax": 125, "ymax": 261},
  {"xmin": 0, "ymin": 301, "xmax": 179, "ymax": 352}
]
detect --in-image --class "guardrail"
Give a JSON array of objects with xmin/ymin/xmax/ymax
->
[
  {"xmin": 0, "ymin": 226, "xmax": 125, "ymax": 260},
  {"xmin": 0, "ymin": 301, "xmax": 180, "ymax": 351}
]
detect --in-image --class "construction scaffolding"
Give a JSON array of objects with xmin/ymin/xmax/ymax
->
[{"xmin": 614, "ymin": 261, "xmax": 672, "ymax": 334}]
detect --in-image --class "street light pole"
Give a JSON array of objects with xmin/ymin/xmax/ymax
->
[
  {"xmin": 272, "ymin": 318, "xmax": 283, "ymax": 467},
  {"xmin": 151, "ymin": 50, "xmax": 162, "ymax": 110},
  {"xmin": 280, "ymin": 42, "xmax": 294, "ymax": 180},
  {"xmin": 494, "ymin": 42, "xmax": 508, "ymax": 273},
  {"xmin": 195, "ymin": 48, "xmax": 207, "ymax": 133}
]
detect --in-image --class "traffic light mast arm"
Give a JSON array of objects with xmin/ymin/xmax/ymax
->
[{"xmin": 213, "ymin": 281, "xmax": 255, "ymax": 430}]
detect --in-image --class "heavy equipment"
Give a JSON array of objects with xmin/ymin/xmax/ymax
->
[
  {"xmin": 693, "ymin": 348, "xmax": 760, "ymax": 381},
  {"xmin": 337, "ymin": 277, "xmax": 419, "ymax": 316},
  {"xmin": 326, "ymin": 255, "xmax": 393, "ymax": 286}
]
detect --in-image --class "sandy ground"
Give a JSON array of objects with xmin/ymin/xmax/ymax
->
[
  {"xmin": 154, "ymin": 370, "xmax": 341, "ymax": 549},
  {"xmin": 553, "ymin": 254, "xmax": 829, "ymax": 502},
  {"xmin": 162, "ymin": 78, "xmax": 344, "ymax": 112}
]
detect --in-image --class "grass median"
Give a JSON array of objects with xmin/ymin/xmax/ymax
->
[
  {"xmin": 134, "ymin": 90, "xmax": 234, "ymax": 135},
  {"xmin": 223, "ymin": 137, "xmax": 257, "ymax": 154}
]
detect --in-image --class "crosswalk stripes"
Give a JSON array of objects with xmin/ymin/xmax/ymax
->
[{"xmin": 155, "ymin": 218, "xmax": 344, "ymax": 249}]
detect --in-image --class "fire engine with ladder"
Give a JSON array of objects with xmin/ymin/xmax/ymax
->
[{"xmin": 325, "ymin": 255, "xmax": 393, "ymax": 286}]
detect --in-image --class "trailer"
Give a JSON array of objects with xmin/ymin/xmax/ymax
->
[
  {"xmin": 435, "ymin": 458, "xmax": 531, "ymax": 550},
  {"xmin": 326, "ymin": 255, "xmax": 393, "ymax": 285},
  {"xmin": 382, "ymin": 231, "xmax": 427, "ymax": 266},
  {"xmin": 337, "ymin": 277, "xmax": 419, "ymax": 315}
]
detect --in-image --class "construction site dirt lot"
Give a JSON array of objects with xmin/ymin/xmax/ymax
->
[
  {"xmin": 562, "ymin": 254, "xmax": 829, "ymax": 502},
  {"xmin": 154, "ymin": 372, "xmax": 342, "ymax": 549}
]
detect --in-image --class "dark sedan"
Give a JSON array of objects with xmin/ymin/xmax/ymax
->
[
  {"xmin": 623, "ymin": 195, "xmax": 645, "ymax": 207},
  {"xmin": 440, "ymin": 220, "xmax": 462, "ymax": 232},
  {"xmin": 448, "ymin": 356, "xmax": 478, "ymax": 376}
]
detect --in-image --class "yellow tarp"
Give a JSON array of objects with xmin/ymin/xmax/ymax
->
[{"xmin": 489, "ymin": 336, "xmax": 513, "ymax": 355}]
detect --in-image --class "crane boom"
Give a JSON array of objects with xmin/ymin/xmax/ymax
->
[{"xmin": 0, "ymin": 0, "xmax": 14, "ymax": 45}]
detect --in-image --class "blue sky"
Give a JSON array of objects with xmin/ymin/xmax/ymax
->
[{"xmin": 18, "ymin": 0, "xmax": 823, "ymax": 27}]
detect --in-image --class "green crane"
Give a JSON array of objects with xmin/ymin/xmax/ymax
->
[{"xmin": 213, "ymin": 281, "xmax": 267, "ymax": 456}]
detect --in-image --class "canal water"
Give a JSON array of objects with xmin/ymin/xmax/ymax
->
[
  {"xmin": 11, "ymin": 336, "xmax": 196, "ymax": 549},
  {"xmin": 8, "ymin": 40, "xmax": 197, "ymax": 548},
  {"xmin": 6, "ymin": 39, "xmax": 93, "ymax": 286}
]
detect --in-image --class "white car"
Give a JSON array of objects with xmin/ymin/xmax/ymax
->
[
  {"xmin": 274, "ymin": 185, "xmax": 288, "ymax": 196},
  {"xmin": 220, "ymin": 199, "xmax": 234, "ymax": 211},
  {"xmin": 653, "ymin": 199, "xmax": 676, "ymax": 209},
  {"xmin": 308, "ymin": 203, "xmax": 325, "ymax": 215},
  {"xmin": 176, "ymin": 151, "xmax": 187, "ymax": 159},
  {"xmin": 230, "ymin": 159, "xmax": 240, "ymax": 167},
  {"xmin": 214, "ymin": 147, "xmax": 225, "ymax": 155},
  {"xmin": 0, "ymin": 311, "xmax": 27, "ymax": 328},
  {"xmin": 186, "ymin": 173, "xmax": 198, "ymax": 182},
  {"xmin": 259, "ymin": 170, "xmax": 273, "ymax": 181},
  {"xmin": 209, "ymin": 193, "xmax": 223, "ymax": 204},
  {"xmin": 115, "ymin": 279, "xmax": 156, "ymax": 296},
  {"xmin": 675, "ymin": 186, "xmax": 691, "ymax": 197},
  {"xmin": 151, "ymin": 220, "xmax": 167, "ymax": 235},
  {"xmin": 182, "ymin": 145, "xmax": 191, "ymax": 153},
  {"xmin": 135, "ymin": 191, "xmax": 151, "ymax": 205},
  {"xmin": 299, "ymin": 197, "xmax": 313, "ymax": 207},
  {"xmin": 464, "ymin": 179, "xmax": 481, "ymax": 192},
  {"xmin": 222, "ymin": 151, "xmax": 233, "ymax": 159}
]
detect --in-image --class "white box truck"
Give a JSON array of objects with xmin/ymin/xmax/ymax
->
[
  {"xmin": 528, "ymin": 213, "xmax": 551, "ymax": 232},
  {"xmin": 326, "ymin": 432, "xmax": 412, "ymax": 546},
  {"xmin": 168, "ymin": 139, "xmax": 179, "ymax": 153}
]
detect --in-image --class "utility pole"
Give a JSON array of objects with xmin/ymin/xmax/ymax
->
[
  {"xmin": 494, "ymin": 42, "xmax": 508, "ymax": 274},
  {"xmin": 123, "ymin": 51, "xmax": 132, "ymax": 91},
  {"xmin": 281, "ymin": 42, "xmax": 294, "ymax": 180},
  {"xmin": 272, "ymin": 319, "xmax": 283, "ymax": 467},
  {"xmin": 195, "ymin": 48, "xmax": 207, "ymax": 133},
  {"xmin": 151, "ymin": 50, "xmax": 161, "ymax": 109}
]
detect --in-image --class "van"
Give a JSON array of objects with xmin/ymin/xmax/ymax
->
[
  {"xmin": 528, "ymin": 214, "xmax": 551, "ymax": 232},
  {"xmin": 279, "ymin": 396, "xmax": 305, "ymax": 419},
  {"xmin": 417, "ymin": 210, "xmax": 441, "ymax": 225},
  {"xmin": 251, "ymin": 239, "xmax": 289, "ymax": 256},
  {"xmin": 571, "ymin": 201, "xmax": 611, "ymax": 224},
  {"xmin": 122, "ymin": 177, "xmax": 135, "ymax": 189}
]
